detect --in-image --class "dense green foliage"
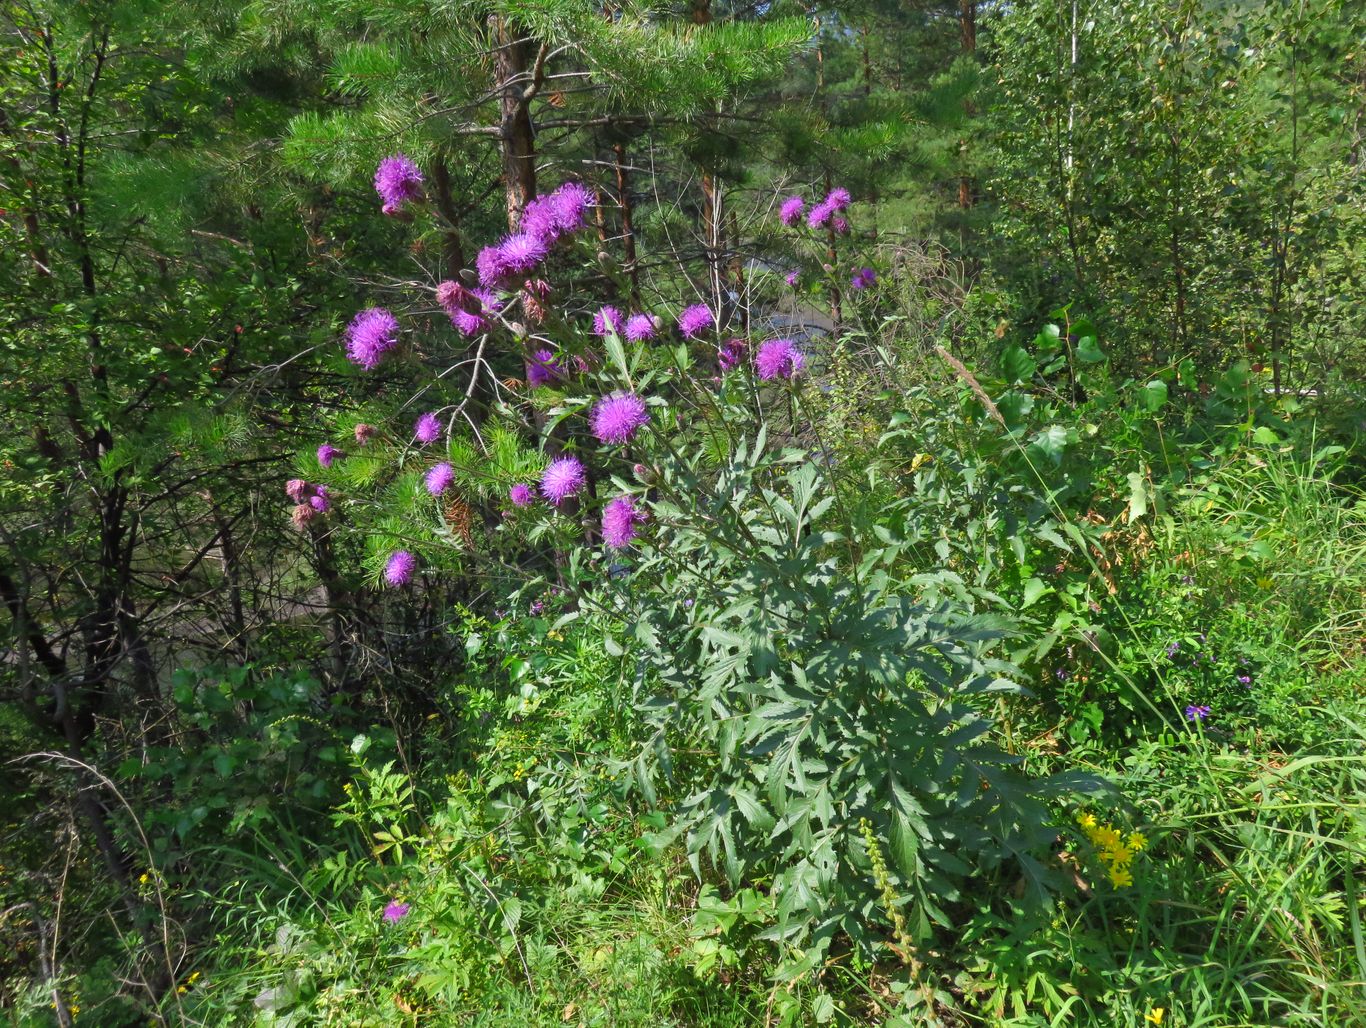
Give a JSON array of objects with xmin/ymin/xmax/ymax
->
[{"xmin": 2, "ymin": 0, "xmax": 1363, "ymax": 1025}]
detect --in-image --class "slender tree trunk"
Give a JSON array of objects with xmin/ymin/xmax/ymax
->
[
  {"xmin": 428, "ymin": 157, "xmax": 468, "ymax": 273},
  {"xmin": 958, "ymin": 0, "xmax": 977, "ymax": 211},
  {"xmin": 493, "ymin": 18, "xmax": 538, "ymax": 228},
  {"xmin": 613, "ymin": 143, "xmax": 639, "ymax": 301}
]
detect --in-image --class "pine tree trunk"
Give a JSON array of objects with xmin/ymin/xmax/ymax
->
[
  {"xmin": 614, "ymin": 144, "xmax": 639, "ymax": 300},
  {"xmin": 494, "ymin": 17, "xmax": 537, "ymax": 228}
]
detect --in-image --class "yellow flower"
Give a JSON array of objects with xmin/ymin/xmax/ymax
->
[
  {"xmin": 1146, "ymin": 1007, "xmax": 1165, "ymax": 1025},
  {"xmin": 1128, "ymin": 831, "xmax": 1148, "ymax": 852},
  {"xmin": 138, "ymin": 872, "xmax": 149, "ymax": 885},
  {"xmin": 1108, "ymin": 865, "xmax": 1134, "ymax": 888},
  {"xmin": 1077, "ymin": 812, "xmax": 1098, "ymax": 831}
]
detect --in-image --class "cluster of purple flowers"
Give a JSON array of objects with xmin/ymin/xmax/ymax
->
[
  {"xmin": 806, "ymin": 187, "xmax": 852, "ymax": 231},
  {"xmin": 285, "ymin": 479, "xmax": 330, "ymax": 529},
  {"xmin": 435, "ymin": 279, "xmax": 502, "ymax": 338},
  {"xmin": 476, "ymin": 181, "xmax": 594, "ymax": 288},
  {"xmin": 345, "ymin": 308, "xmax": 400, "ymax": 370},
  {"xmin": 374, "ymin": 155, "xmax": 424, "ymax": 215}
]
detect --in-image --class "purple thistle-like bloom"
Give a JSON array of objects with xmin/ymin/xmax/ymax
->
[
  {"xmin": 436, "ymin": 280, "xmax": 472, "ymax": 317},
  {"xmin": 755, "ymin": 338, "xmax": 804, "ymax": 380},
  {"xmin": 779, "ymin": 194, "xmax": 806, "ymax": 226},
  {"xmin": 785, "ymin": 270, "xmax": 800, "ymax": 288},
  {"xmin": 291, "ymin": 503, "xmax": 317, "ymax": 530},
  {"xmin": 677, "ymin": 303, "xmax": 714, "ymax": 339},
  {"xmin": 317, "ymin": 443, "xmax": 341, "ymax": 468},
  {"xmin": 590, "ymin": 392, "xmax": 650, "ymax": 445},
  {"xmin": 832, "ymin": 216, "xmax": 850, "ymax": 235},
  {"xmin": 496, "ymin": 232, "xmax": 550, "ymax": 275},
  {"xmin": 825, "ymin": 187, "xmax": 851, "ymax": 212},
  {"xmin": 308, "ymin": 489, "xmax": 330, "ymax": 513},
  {"xmin": 625, "ymin": 313, "xmax": 656, "ymax": 343},
  {"xmin": 374, "ymin": 155, "xmax": 423, "ymax": 214},
  {"xmin": 807, "ymin": 199, "xmax": 836, "ymax": 229},
  {"xmin": 383, "ymin": 900, "xmax": 410, "ymax": 924},
  {"xmin": 414, "ymin": 412, "xmax": 442, "ymax": 445},
  {"xmin": 718, "ymin": 338, "xmax": 747, "ymax": 373},
  {"xmin": 593, "ymin": 306, "xmax": 624, "ymax": 338},
  {"xmin": 509, "ymin": 483, "xmax": 535, "ymax": 507},
  {"xmin": 476, "ymin": 245, "xmax": 511, "ymax": 288},
  {"xmin": 452, "ymin": 308, "xmax": 487, "ymax": 336},
  {"xmin": 851, "ymin": 267, "xmax": 877, "ymax": 290},
  {"xmin": 384, "ymin": 550, "xmax": 417, "ymax": 588},
  {"xmin": 526, "ymin": 348, "xmax": 563, "ymax": 388},
  {"xmin": 602, "ymin": 495, "xmax": 647, "ymax": 550},
  {"xmin": 522, "ymin": 181, "xmax": 594, "ymax": 241},
  {"xmin": 1185, "ymin": 704, "xmax": 1211, "ymax": 722},
  {"xmin": 345, "ymin": 308, "xmax": 400, "ymax": 370},
  {"xmin": 285, "ymin": 479, "xmax": 310, "ymax": 503},
  {"xmin": 540, "ymin": 456, "xmax": 586, "ymax": 506},
  {"xmin": 354, "ymin": 423, "xmax": 376, "ymax": 446},
  {"xmin": 425, "ymin": 462, "xmax": 455, "ymax": 496}
]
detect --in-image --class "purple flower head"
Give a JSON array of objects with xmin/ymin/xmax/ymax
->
[
  {"xmin": 291, "ymin": 503, "xmax": 317, "ymax": 530},
  {"xmin": 425, "ymin": 462, "xmax": 455, "ymax": 496},
  {"xmin": 593, "ymin": 306, "xmax": 624, "ymax": 338},
  {"xmin": 496, "ymin": 232, "xmax": 550, "ymax": 276},
  {"xmin": 851, "ymin": 267, "xmax": 877, "ymax": 290},
  {"xmin": 755, "ymin": 338, "xmax": 805, "ymax": 381},
  {"xmin": 317, "ymin": 443, "xmax": 341, "ymax": 468},
  {"xmin": 540, "ymin": 456, "xmax": 587, "ymax": 506},
  {"xmin": 452, "ymin": 308, "xmax": 487, "ymax": 336},
  {"xmin": 509, "ymin": 483, "xmax": 535, "ymax": 507},
  {"xmin": 436, "ymin": 280, "xmax": 472, "ymax": 317},
  {"xmin": 832, "ymin": 216, "xmax": 850, "ymax": 235},
  {"xmin": 308, "ymin": 486, "xmax": 331, "ymax": 513},
  {"xmin": 684, "ymin": 598, "xmax": 694, "ymax": 608},
  {"xmin": 526, "ymin": 348, "xmax": 564, "ymax": 388},
  {"xmin": 1165, "ymin": 641, "xmax": 1181, "ymax": 659},
  {"xmin": 384, "ymin": 550, "xmax": 417, "ymax": 588},
  {"xmin": 677, "ymin": 303, "xmax": 714, "ymax": 339},
  {"xmin": 591, "ymin": 392, "xmax": 650, "ymax": 445},
  {"xmin": 414, "ymin": 412, "xmax": 442, "ymax": 446},
  {"xmin": 522, "ymin": 181, "xmax": 594, "ymax": 241},
  {"xmin": 602, "ymin": 495, "xmax": 647, "ymax": 550},
  {"xmin": 807, "ymin": 199, "xmax": 836, "ymax": 229},
  {"xmin": 1184, "ymin": 704, "xmax": 1211, "ymax": 722},
  {"xmin": 718, "ymin": 338, "xmax": 747, "ymax": 373},
  {"xmin": 285, "ymin": 479, "xmax": 310, "ymax": 503},
  {"xmin": 779, "ymin": 194, "xmax": 806, "ymax": 226},
  {"xmin": 825, "ymin": 187, "xmax": 852, "ymax": 212},
  {"xmin": 345, "ymin": 308, "xmax": 399, "ymax": 370},
  {"xmin": 625, "ymin": 312, "xmax": 656, "ymax": 343},
  {"xmin": 1237, "ymin": 674, "xmax": 1252, "ymax": 685},
  {"xmin": 530, "ymin": 599, "xmax": 544, "ymax": 615},
  {"xmin": 476, "ymin": 245, "xmax": 511, "ymax": 289},
  {"xmin": 374, "ymin": 155, "xmax": 423, "ymax": 213},
  {"xmin": 383, "ymin": 900, "xmax": 410, "ymax": 924},
  {"xmin": 354, "ymin": 423, "xmax": 376, "ymax": 446},
  {"xmin": 785, "ymin": 270, "xmax": 800, "ymax": 288}
]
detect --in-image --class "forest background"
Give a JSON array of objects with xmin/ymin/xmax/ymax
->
[{"xmin": 1, "ymin": 0, "xmax": 1364, "ymax": 1024}]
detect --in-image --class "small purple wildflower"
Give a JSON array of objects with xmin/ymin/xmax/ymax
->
[
  {"xmin": 1185, "ymin": 704, "xmax": 1211, "ymax": 722},
  {"xmin": 1165, "ymin": 641, "xmax": 1181, "ymax": 659},
  {"xmin": 384, "ymin": 551, "xmax": 417, "ymax": 588},
  {"xmin": 832, "ymin": 216, "xmax": 850, "ymax": 235},
  {"xmin": 851, "ymin": 267, "xmax": 877, "ymax": 290},
  {"xmin": 683, "ymin": 598, "xmax": 694, "ymax": 608},
  {"xmin": 779, "ymin": 194, "xmax": 806, "ymax": 226},
  {"xmin": 436, "ymin": 280, "xmax": 473, "ymax": 317},
  {"xmin": 530, "ymin": 599, "xmax": 544, "ymax": 615},
  {"xmin": 496, "ymin": 232, "xmax": 550, "ymax": 276},
  {"xmin": 452, "ymin": 308, "xmax": 488, "ymax": 336},
  {"xmin": 291, "ymin": 504, "xmax": 316, "ymax": 529},
  {"xmin": 1180, "ymin": 574, "xmax": 1195, "ymax": 585},
  {"xmin": 317, "ymin": 443, "xmax": 341, "ymax": 468},
  {"xmin": 755, "ymin": 338, "xmax": 804, "ymax": 380},
  {"xmin": 718, "ymin": 338, "xmax": 747, "ymax": 373},
  {"xmin": 540, "ymin": 456, "xmax": 587, "ymax": 506},
  {"xmin": 414, "ymin": 413, "xmax": 442, "ymax": 446},
  {"xmin": 382, "ymin": 900, "xmax": 410, "ymax": 924},
  {"xmin": 374, "ymin": 155, "xmax": 423, "ymax": 214},
  {"xmin": 602, "ymin": 495, "xmax": 647, "ymax": 549},
  {"xmin": 345, "ymin": 308, "xmax": 399, "ymax": 370},
  {"xmin": 523, "ymin": 181, "xmax": 593, "ymax": 240},
  {"xmin": 625, "ymin": 312, "xmax": 656, "ymax": 343},
  {"xmin": 476, "ymin": 245, "xmax": 511, "ymax": 288},
  {"xmin": 354, "ymin": 423, "xmax": 376, "ymax": 446},
  {"xmin": 785, "ymin": 270, "xmax": 800, "ymax": 288},
  {"xmin": 509, "ymin": 483, "xmax": 535, "ymax": 507},
  {"xmin": 825, "ymin": 187, "xmax": 852, "ymax": 212},
  {"xmin": 1237, "ymin": 674, "xmax": 1252, "ymax": 685},
  {"xmin": 285, "ymin": 479, "xmax": 309, "ymax": 503},
  {"xmin": 526, "ymin": 348, "xmax": 563, "ymax": 388},
  {"xmin": 425, "ymin": 462, "xmax": 455, "ymax": 496},
  {"xmin": 308, "ymin": 486, "xmax": 330, "ymax": 514},
  {"xmin": 590, "ymin": 392, "xmax": 650, "ymax": 445},
  {"xmin": 677, "ymin": 303, "xmax": 714, "ymax": 339},
  {"xmin": 593, "ymin": 306, "xmax": 624, "ymax": 338}
]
